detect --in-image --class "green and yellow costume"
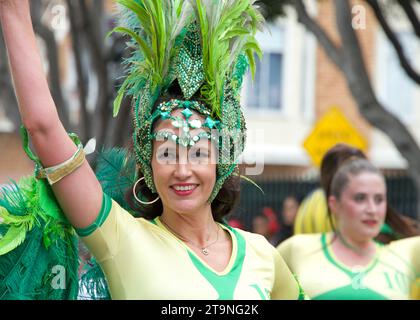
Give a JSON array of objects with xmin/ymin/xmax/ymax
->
[
  {"xmin": 0, "ymin": 0, "xmax": 303, "ymax": 300},
  {"xmin": 77, "ymin": 194, "xmax": 300, "ymax": 299},
  {"xmin": 278, "ymin": 233, "xmax": 420, "ymax": 299}
]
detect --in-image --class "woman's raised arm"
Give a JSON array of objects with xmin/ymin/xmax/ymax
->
[{"xmin": 0, "ymin": 0, "xmax": 103, "ymax": 228}]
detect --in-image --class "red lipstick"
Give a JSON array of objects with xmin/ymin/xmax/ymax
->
[{"xmin": 171, "ymin": 183, "xmax": 198, "ymax": 196}]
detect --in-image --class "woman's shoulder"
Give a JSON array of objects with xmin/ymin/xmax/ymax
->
[
  {"xmin": 228, "ymin": 227, "xmax": 280, "ymax": 257},
  {"xmin": 386, "ymin": 235, "xmax": 420, "ymax": 251},
  {"xmin": 278, "ymin": 233, "xmax": 324, "ymax": 247},
  {"xmin": 275, "ymin": 233, "xmax": 325, "ymax": 268},
  {"xmin": 276, "ymin": 233, "xmax": 326, "ymax": 258},
  {"xmin": 230, "ymin": 226, "xmax": 268, "ymax": 244},
  {"xmin": 382, "ymin": 235, "xmax": 420, "ymax": 271},
  {"xmin": 107, "ymin": 197, "xmax": 159, "ymax": 230}
]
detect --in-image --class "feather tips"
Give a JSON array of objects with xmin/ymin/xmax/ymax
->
[
  {"xmin": 112, "ymin": 0, "xmax": 264, "ymax": 119},
  {"xmin": 94, "ymin": 148, "xmax": 137, "ymax": 211},
  {"xmin": 0, "ymin": 224, "xmax": 27, "ymax": 256},
  {"xmin": 111, "ymin": 0, "xmax": 191, "ymax": 117},
  {"xmin": 189, "ymin": 0, "xmax": 264, "ymax": 118}
]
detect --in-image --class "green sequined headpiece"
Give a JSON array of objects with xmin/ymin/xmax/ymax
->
[
  {"xmin": 151, "ymin": 99, "xmax": 221, "ymax": 148},
  {"xmin": 111, "ymin": 0, "xmax": 263, "ymax": 202}
]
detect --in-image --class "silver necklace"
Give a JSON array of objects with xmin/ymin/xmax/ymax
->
[{"xmin": 160, "ymin": 218, "xmax": 220, "ymax": 255}]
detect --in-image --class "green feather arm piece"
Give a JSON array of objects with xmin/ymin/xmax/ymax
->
[
  {"xmin": 0, "ymin": 177, "xmax": 79, "ymax": 300},
  {"xmin": 0, "ymin": 147, "xmax": 138, "ymax": 300}
]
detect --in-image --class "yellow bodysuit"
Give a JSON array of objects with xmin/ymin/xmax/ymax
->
[
  {"xmin": 77, "ymin": 193, "xmax": 302, "ymax": 300},
  {"xmin": 277, "ymin": 233, "xmax": 420, "ymax": 300}
]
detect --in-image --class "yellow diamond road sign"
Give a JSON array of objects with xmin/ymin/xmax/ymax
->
[{"xmin": 303, "ymin": 106, "xmax": 368, "ymax": 167}]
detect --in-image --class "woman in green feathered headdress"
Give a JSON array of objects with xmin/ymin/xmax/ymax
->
[{"xmin": 0, "ymin": 0, "xmax": 304, "ymax": 299}]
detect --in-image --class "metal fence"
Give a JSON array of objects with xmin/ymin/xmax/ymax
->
[{"xmin": 231, "ymin": 173, "xmax": 418, "ymax": 231}]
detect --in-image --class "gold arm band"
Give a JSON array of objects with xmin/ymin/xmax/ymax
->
[{"xmin": 37, "ymin": 144, "xmax": 86, "ymax": 185}]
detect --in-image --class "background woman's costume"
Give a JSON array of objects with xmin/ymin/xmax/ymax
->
[
  {"xmin": 0, "ymin": 0, "xmax": 303, "ymax": 299},
  {"xmin": 278, "ymin": 233, "xmax": 420, "ymax": 299}
]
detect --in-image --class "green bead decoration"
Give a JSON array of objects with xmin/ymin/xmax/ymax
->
[
  {"xmin": 203, "ymin": 117, "xmax": 216, "ymax": 129},
  {"xmin": 181, "ymin": 108, "xmax": 193, "ymax": 119},
  {"xmin": 161, "ymin": 112, "xmax": 171, "ymax": 120}
]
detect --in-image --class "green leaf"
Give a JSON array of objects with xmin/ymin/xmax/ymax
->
[
  {"xmin": 244, "ymin": 38, "xmax": 263, "ymax": 59},
  {"xmin": 219, "ymin": 27, "xmax": 250, "ymax": 41},
  {"xmin": 112, "ymin": 26, "xmax": 154, "ymax": 63},
  {"xmin": 246, "ymin": 49, "xmax": 256, "ymax": 79},
  {"xmin": 116, "ymin": 0, "xmax": 151, "ymax": 34},
  {"xmin": 195, "ymin": 0, "xmax": 209, "ymax": 46},
  {"xmin": 113, "ymin": 79, "xmax": 129, "ymax": 117},
  {"xmin": 0, "ymin": 207, "xmax": 32, "ymax": 226},
  {"xmin": 0, "ymin": 224, "xmax": 27, "ymax": 255}
]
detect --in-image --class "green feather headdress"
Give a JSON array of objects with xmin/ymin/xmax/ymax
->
[
  {"xmin": 190, "ymin": 0, "xmax": 263, "ymax": 117},
  {"xmin": 111, "ymin": 0, "xmax": 193, "ymax": 116},
  {"xmin": 110, "ymin": 0, "xmax": 264, "ymax": 202}
]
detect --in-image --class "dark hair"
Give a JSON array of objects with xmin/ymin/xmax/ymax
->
[
  {"xmin": 283, "ymin": 193, "xmax": 304, "ymax": 206},
  {"xmin": 321, "ymin": 144, "xmax": 420, "ymax": 242},
  {"xmin": 156, "ymin": 80, "xmax": 207, "ymax": 108},
  {"xmin": 126, "ymin": 82, "xmax": 241, "ymax": 222},
  {"xmin": 376, "ymin": 206, "xmax": 420, "ymax": 242},
  {"xmin": 320, "ymin": 143, "xmax": 366, "ymax": 200}
]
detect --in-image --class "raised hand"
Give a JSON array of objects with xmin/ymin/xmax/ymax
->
[{"xmin": 1, "ymin": 0, "xmax": 103, "ymax": 229}]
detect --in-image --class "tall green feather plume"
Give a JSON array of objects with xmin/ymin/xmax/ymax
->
[
  {"xmin": 189, "ymin": 0, "xmax": 264, "ymax": 118},
  {"xmin": 110, "ymin": 0, "xmax": 192, "ymax": 117}
]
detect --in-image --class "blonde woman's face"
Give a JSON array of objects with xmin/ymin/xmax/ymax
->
[{"xmin": 329, "ymin": 172, "xmax": 387, "ymax": 242}]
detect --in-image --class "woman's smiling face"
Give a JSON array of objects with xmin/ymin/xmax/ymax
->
[{"xmin": 151, "ymin": 109, "xmax": 217, "ymax": 216}]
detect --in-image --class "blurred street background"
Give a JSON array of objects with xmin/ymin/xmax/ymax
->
[{"xmin": 1, "ymin": 0, "xmax": 419, "ymax": 237}]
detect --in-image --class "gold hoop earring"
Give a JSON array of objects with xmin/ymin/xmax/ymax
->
[{"xmin": 133, "ymin": 177, "xmax": 160, "ymax": 205}]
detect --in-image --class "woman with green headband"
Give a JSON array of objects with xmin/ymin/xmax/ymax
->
[
  {"xmin": 0, "ymin": 0, "xmax": 303, "ymax": 299},
  {"xmin": 278, "ymin": 158, "xmax": 420, "ymax": 299}
]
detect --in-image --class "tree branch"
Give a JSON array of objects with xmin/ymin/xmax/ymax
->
[
  {"xmin": 112, "ymin": 97, "xmax": 132, "ymax": 148},
  {"xmin": 335, "ymin": 0, "xmax": 375, "ymax": 102},
  {"xmin": 30, "ymin": 1, "xmax": 71, "ymax": 130},
  {"xmin": 397, "ymin": 0, "xmax": 420, "ymax": 39},
  {"xmin": 66, "ymin": 0, "xmax": 90, "ymax": 142},
  {"xmin": 293, "ymin": 0, "xmax": 345, "ymax": 69},
  {"xmin": 79, "ymin": 0, "xmax": 110, "ymax": 149},
  {"xmin": 334, "ymin": 0, "xmax": 420, "ymax": 204},
  {"xmin": 366, "ymin": 0, "xmax": 420, "ymax": 85}
]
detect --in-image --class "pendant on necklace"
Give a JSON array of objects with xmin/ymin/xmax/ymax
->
[{"xmin": 202, "ymin": 248, "xmax": 209, "ymax": 255}]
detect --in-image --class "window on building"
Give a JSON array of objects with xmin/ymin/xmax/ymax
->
[
  {"xmin": 376, "ymin": 31, "xmax": 419, "ymax": 124},
  {"xmin": 244, "ymin": 25, "xmax": 284, "ymax": 111}
]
